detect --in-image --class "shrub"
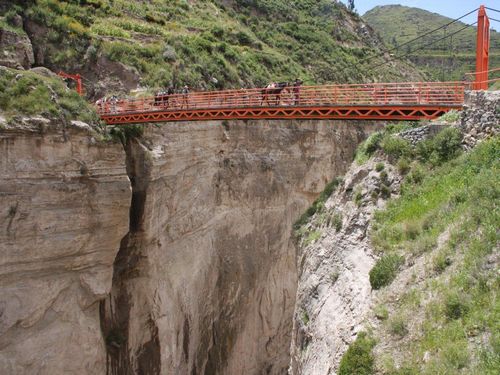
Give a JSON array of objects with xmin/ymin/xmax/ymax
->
[
  {"xmin": 416, "ymin": 127, "xmax": 462, "ymax": 166},
  {"xmin": 404, "ymin": 163, "xmax": 425, "ymax": 186},
  {"xmin": 356, "ymin": 131, "xmax": 383, "ymax": 163},
  {"xmin": 332, "ymin": 211, "xmax": 343, "ymax": 232},
  {"xmin": 440, "ymin": 110, "xmax": 461, "ymax": 123},
  {"xmin": 304, "ymin": 230, "xmax": 321, "ymax": 246},
  {"xmin": 388, "ymin": 315, "xmax": 408, "ymax": 337},
  {"xmin": 369, "ymin": 254, "xmax": 404, "ymax": 289},
  {"xmin": 444, "ymin": 293, "xmax": 468, "ymax": 320},
  {"xmin": 301, "ymin": 310, "xmax": 310, "ymax": 325},
  {"xmin": 433, "ymin": 251, "xmax": 452, "ymax": 273},
  {"xmin": 375, "ymin": 162, "xmax": 385, "ymax": 172},
  {"xmin": 330, "ymin": 270, "xmax": 340, "ymax": 283},
  {"xmin": 374, "ymin": 304, "xmax": 389, "ymax": 320},
  {"xmin": 293, "ymin": 177, "xmax": 341, "ymax": 230},
  {"xmin": 235, "ymin": 31, "xmax": 253, "ymax": 45},
  {"xmin": 161, "ymin": 45, "xmax": 176, "ymax": 61},
  {"xmin": 403, "ymin": 220, "xmax": 421, "ymax": 240},
  {"xmin": 354, "ymin": 187, "xmax": 363, "ymax": 206},
  {"xmin": 380, "ymin": 184, "xmax": 391, "ymax": 199},
  {"xmin": 338, "ymin": 332, "xmax": 375, "ymax": 375},
  {"xmin": 381, "ymin": 135, "xmax": 413, "ymax": 161},
  {"xmin": 397, "ymin": 158, "xmax": 411, "ymax": 175}
]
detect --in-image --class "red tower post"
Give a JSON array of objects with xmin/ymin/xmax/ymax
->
[
  {"xmin": 57, "ymin": 71, "xmax": 84, "ymax": 95},
  {"xmin": 474, "ymin": 5, "xmax": 490, "ymax": 90}
]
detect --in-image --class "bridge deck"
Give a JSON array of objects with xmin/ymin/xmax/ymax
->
[{"xmin": 98, "ymin": 82, "xmax": 465, "ymax": 124}]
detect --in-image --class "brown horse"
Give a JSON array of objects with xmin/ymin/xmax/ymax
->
[{"xmin": 261, "ymin": 82, "xmax": 289, "ymax": 106}]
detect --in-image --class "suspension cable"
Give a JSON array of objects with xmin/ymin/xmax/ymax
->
[
  {"xmin": 365, "ymin": 21, "xmax": 478, "ymax": 73},
  {"xmin": 485, "ymin": 7, "xmax": 500, "ymax": 13},
  {"xmin": 357, "ymin": 7, "xmax": 480, "ymax": 66}
]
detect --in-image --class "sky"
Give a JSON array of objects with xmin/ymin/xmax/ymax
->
[{"xmin": 341, "ymin": 0, "xmax": 500, "ymax": 29}]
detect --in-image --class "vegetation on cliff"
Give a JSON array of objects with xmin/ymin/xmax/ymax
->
[
  {"xmin": 0, "ymin": 66, "xmax": 99, "ymax": 123},
  {"xmin": 368, "ymin": 135, "xmax": 498, "ymax": 374},
  {"xmin": 336, "ymin": 123, "xmax": 499, "ymax": 374},
  {"xmin": 363, "ymin": 5, "xmax": 500, "ymax": 81},
  {"xmin": 1, "ymin": 0, "xmax": 419, "ymax": 94}
]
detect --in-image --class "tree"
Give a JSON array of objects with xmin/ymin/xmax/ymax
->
[{"xmin": 348, "ymin": 0, "xmax": 355, "ymax": 12}]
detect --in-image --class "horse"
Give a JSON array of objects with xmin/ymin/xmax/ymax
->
[
  {"xmin": 154, "ymin": 87, "xmax": 175, "ymax": 108},
  {"xmin": 261, "ymin": 82, "xmax": 289, "ymax": 106}
]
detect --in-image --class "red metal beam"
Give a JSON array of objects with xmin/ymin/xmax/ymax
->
[{"xmin": 101, "ymin": 105, "xmax": 462, "ymax": 125}]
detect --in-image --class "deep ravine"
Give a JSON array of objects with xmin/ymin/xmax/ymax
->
[{"xmin": 98, "ymin": 119, "xmax": 379, "ymax": 375}]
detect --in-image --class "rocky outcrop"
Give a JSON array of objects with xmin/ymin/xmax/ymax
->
[
  {"xmin": 0, "ymin": 28, "xmax": 34, "ymax": 69},
  {"xmin": 289, "ymin": 155, "xmax": 403, "ymax": 375},
  {"xmin": 100, "ymin": 120, "xmax": 379, "ymax": 375},
  {"xmin": 0, "ymin": 117, "xmax": 131, "ymax": 374}
]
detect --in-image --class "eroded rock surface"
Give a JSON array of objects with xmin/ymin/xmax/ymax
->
[
  {"xmin": 0, "ymin": 119, "xmax": 131, "ymax": 374},
  {"xmin": 101, "ymin": 120, "xmax": 378, "ymax": 375},
  {"xmin": 289, "ymin": 157, "xmax": 402, "ymax": 375}
]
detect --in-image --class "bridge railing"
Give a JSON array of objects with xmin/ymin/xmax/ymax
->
[{"xmin": 96, "ymin": 82, "xmax": 465, "ymax": 116}]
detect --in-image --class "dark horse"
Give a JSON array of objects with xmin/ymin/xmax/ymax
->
[
  {"xmin": 154, "ymin": 87, "xmax": 175, "ymax": 108},
  {"xmin": 261, "ymin": 82, "xmax": 289, "ymax": 106}
]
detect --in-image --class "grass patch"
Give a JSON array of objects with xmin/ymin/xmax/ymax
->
[
  {"xmin": 304, "ymin": 230, "xmax": 321, "ymax": 246},
  {"xmin": 369, "ymin": 254, "xmax": 404, "ymax": 289}
]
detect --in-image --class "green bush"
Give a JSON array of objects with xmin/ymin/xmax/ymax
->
[
  {"xmin": 369, "ymin": 254, "xmax": 404, "ymax": 289},
  {"xmin": 356, "ymin": 131, "xmax": 383, "ymax": 163},
  {"xmin": 338, "ymin": 332, "xmax": 375, "ymax": 375},
  {"xmin": 416, "ymin": 127, "xmax": 463, "ymax": 166},
  {"xmin": 381, "ymin": 135, "xmax": 413, "ymax": 161},
  {"xmin": 375, "ymin": 162, "xmax": 385, "ymax": 172}
]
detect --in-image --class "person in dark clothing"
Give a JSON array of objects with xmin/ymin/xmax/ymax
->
[{"xmin": 292, "ymin": 78, "xmax": 303, "ymax": 105}]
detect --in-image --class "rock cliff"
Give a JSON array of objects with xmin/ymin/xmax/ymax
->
[{"xmin": 0, "ymin": 118, "xmax": 131, "ymax": 374}]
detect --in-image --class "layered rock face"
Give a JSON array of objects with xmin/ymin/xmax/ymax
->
[
  {"xmin": 101, "ymin": 120, "xmax": 378, "ymax": 375},
  {"xmin": 0, "ymin": 119, "xmax": 131, "ymax": 374}
]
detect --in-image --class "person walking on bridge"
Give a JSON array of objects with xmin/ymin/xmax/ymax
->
[
  {"xmin": 293, "ymin": 78, "xmax": 303, "ymax": 105},
  {"xmin": 181, "ymin": 85, "xmax": 189, "ymax": 109}
]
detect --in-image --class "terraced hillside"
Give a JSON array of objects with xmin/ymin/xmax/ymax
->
[
  {"xmin": 364, "ymin": 5, "xmax": 500, "ymax": 81},
  {"xmin": 0, "ymin": 0, "xmax": 420, "ymax": 98}
]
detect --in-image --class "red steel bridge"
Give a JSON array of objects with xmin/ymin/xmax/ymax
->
[{"xmin": 90, "ymin": 5, "xmax": 496, "ymax": 125}]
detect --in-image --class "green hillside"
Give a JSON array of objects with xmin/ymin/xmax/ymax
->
[
  {"xmin": 0, "ymin": 0, "xmax": 420, "ymax": 98},
  {"xmin": 364, "ymin": 5, "xmax": 500, "ymax": 81}
]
